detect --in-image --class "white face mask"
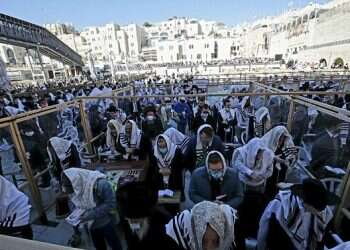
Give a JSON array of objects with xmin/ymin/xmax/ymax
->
[{"xmin": 129, "ymin": 222, "xmax": 141, "ymax": 232}]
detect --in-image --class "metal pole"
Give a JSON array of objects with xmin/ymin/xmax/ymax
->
[
  {"xmin": 36, "ymin": 47, "xmax": 47, "ymax": 82},
  {"xmin": 334, "ymin": 161, "xmax": 350, "ymax": 231},
  {"xmin": 9, "ymin": 122, "xmax": 48, "ymax": 224},
  {"xmin": 287, "ymin": 100, "xmax": 295, "ymax": 132},
  {"xmin": 26, "ymin": 48, "xmax": 35, "ymax": 81},
  {"xmin": 79, "ymin": 100, "xmax": 93, "ymax": 154}
]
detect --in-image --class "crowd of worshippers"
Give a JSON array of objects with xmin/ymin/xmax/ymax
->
[{"xmin": 1, "ymin": 81, "xmax": 350, "ymax": 250}]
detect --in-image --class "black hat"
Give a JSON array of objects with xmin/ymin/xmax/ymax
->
[
  {"xmin": 117, "ymin": 182, "xmax": 157, "ymax": 218},
  {"xmin": 143, "ymin": 105, "xmax": 156, "ymax": 115},
  {"xmin": 291, "ymin": 178, "xmax": 340, "ymax": 211}
]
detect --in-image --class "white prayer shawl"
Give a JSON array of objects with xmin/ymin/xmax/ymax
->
[
  {"xmin": 164, "ymin": 127, "xmax": 190, "ymax": 154},
  {"xmin": 119, "ymin": 120, "xmax": 142, "ymax": 160},
  {"xmin": 5, "ymin": 106, "xmax": 20, "ymax": 116},
  {"xmin": 166, "ymin": 201, "xmax": 237, "ymax": 250},
  {"xmin": 154, "ymin": 134, "xmax": 177, "ymax": 169},
  {"xmin": 255, "ymin": 107, "xmax": 270, "ymax": 124},
  {"xmin": 232, "ymin": 138, "xmax": 274, "ymax": 186},
  {"xmin": 49, "ymin": 137, "xmax": 73, "ymax": 161},
  {"xmin": 257, "ymin": 190, "xmax": 333, "ymax": 250},
  {"xmin": 255, "ymin": 107, "xmax": 271, "ymax": 137},
  {"xmin": 240, "ymin": 96, "xmax": 250, "ymax": 110},
  {"xmin": 64, "ymin": 168, "xmax": 106, "ymax": 210},
  {"xmin": 219, "ymin": 108, "xmax": 236, "ymax": 123},
  {"xmin": 196, "ymin": 124, "xmax": 213, "ymax": 152},
  {"xmin": 260, "ymin": 126, "xmax": 294, "ymax": 153},
  {"xmin": 0, "ymin": 175, "xmax": 31, "ymax": 228},
  {"xmin": 106, "ymin": 119, "xmax": 122, "ymax": 148},
  {"xmin": 330, "ymin": 242, "xmax": 350, "ymax": 250}
]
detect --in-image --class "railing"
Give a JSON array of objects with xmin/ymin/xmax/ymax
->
[
  {"xmin": 0, "ymin": 81, "xmax": 349, "ymax": 235},
  {"xmin": 0, "ymin": 13, "xmax": 83, "ymax": 66}
]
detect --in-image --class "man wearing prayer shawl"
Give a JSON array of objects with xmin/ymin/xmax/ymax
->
[
  {"xmin": 189, "ymin": 151, "xmax": 243, "ymax": 209},
  {"xmin": 166, "ymin": 201, "xmax": 240, "ymax": 250},
  {"xmin": 115, "ymin": 120, "xmax": 152, "ymax": 160},
  {"xmin": 148, "ymin": 134, "xmax": 184, "ymax": 196},
  {"xmin": 62, "ymin": 168, "xmax": 122, "ymax": 250},
  {"xmin": 231, "ymin": 138, "xmax": 274, "ymax": 238},
  {"xmin": 185, "ymin": 124, "xmax": 225, "ymax": 172},
  {"xmin": 257, "ymin": 178, "xmax": 338, "ymax": 250},
  {"xmin": 0, "ymin": 175, "xmax": 32, "ymax": 239}
]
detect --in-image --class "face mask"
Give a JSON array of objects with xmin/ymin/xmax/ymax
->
[
  {"xmin": 209, "ymin": 169, "xmax": 224, "ymax": 180},
  {"xmin": 158, "ymin": 147, "xmax": 168, "ymax": 155},
  {"xmin": 225, "ymin": 106, "xmax": 231, "ymax": 111},
  {"xmin": 201, "ymin": 113, "xmax": 209, "ymax": 120},
  {"xmin": 147, "ymin": 115, "xmax": 155, "ymax": 121},
  {"xmin": 201, "ymin": 139, "xmax": 211, "ymax": 147},
  {"xmin": 129, "ymin": 222, "xmax": 141, "ymax": 232}
]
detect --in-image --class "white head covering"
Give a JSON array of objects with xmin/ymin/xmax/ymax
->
[
  {"xmin": 262, "ymin": 190, "xmax": 333, "ymax": 250},
  {"xmin": 232, "ymin": 138, "xmax": 274, "ymax": 186},
  {"xmin": 219, "ymin": 107, "xmax": 236, "ymax": 123},
  {"xmin": 49, "ymin": 137, "xmax": 73, "ymax": 161},
  {"xmin": 63, "ymin": 168, "xmax": 105, "ymax": 209},
  {"xmin": 166, "ymin": 201, "xmax": 237, "ymax": 250},
  {"xmin": 164, "ymin": 127, "xmax": 190, "ymax": 154},
  {"xmin": 240, "ymin": 96, "xmax": 250, "ymax": 109},
  {"xmin": 120, "ymin": 120, "xmax": 142, "ymax": 149},
  {"xmin": 196, "ymin": 124, "xmax": 213, "ymax": 151},
  {"xmin": 255, "ymin": 107, "xmax": 270, "ymax": 124},
  {"xmin": 154, "ymin": 134, "xmax": 177, "ymax": 169},
  {"xmin": 0, "ymin": 175, "xmax": 31, "ymax": 227},
  {"xmin": 261, "ymin": 126, "xmax": 294, "ymax": 153},
  {"xmin": 205, "ymin": 151, "xmax": 228, "ymax": 177},
  {"xmin": 106, "ymin": 119, "xmax": 122, "ymax": 148}
]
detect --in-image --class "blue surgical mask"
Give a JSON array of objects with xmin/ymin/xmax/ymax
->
[
  {"xmin": 209, "ymin": 169, "xmax": 224, "ymax": 180},
  {"xmin": 158, "ymin": 147, "xmax": 168, "ymax": 155}
]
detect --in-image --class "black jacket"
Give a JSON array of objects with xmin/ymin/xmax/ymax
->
[
  {"xmin": 147, "ymin": 148, "xmax": 184, "ymax": 192},
  {"xmin": 123, "ymin": 207, "xmax": 182, "ymax": 250}
]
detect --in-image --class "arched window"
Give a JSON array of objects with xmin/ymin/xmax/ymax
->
[
  {"xmin": 297, "ymin": 17, "xmax": 302, "ymax": 25},
  {"xmin": 310, "ymin": 11, "xmax": 316, "ymax": 19},
  {"xmin": 303, "ymin": 15, "xmax": 308, "ymax": 23},
  {"xmin": 319, "ymin": 58, "xmax": 327, "ymax": 67},
  {"xmin": 334, "ymin": 57, "xmax": 344, "ymax": 67},
  {"xmin": 6, "ymin": 48, "xmax": 16, "ymax": 64}
]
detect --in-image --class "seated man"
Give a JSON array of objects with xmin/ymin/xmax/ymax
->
[
  {"xmin": 106, "ymin": 119, "xmax": 122, "ymax": 152},
  {"xmin": 189, "ymin": 151, "xmax": 243, "ymax": 209},
  {"xmin": 192, "ymin": 104, "xmax": 216, "ymax": 133},
  {"xmin": 166, "ymin": 201, "xmax": 239, "ymax": 250},
  {"xmin": 232, "ymin": 138, "xmax": 274, "ymax": 190},
  {"xmin": 217, "ymin": 98, "xmax": 237, "ymax": 143},
  {"xmin": 148, "ymin": 134, "xmax": 184, "ymax": 195},
  {"xmin": 141, "ymin": 105, "xmax": 164, "ymax": 143},
  {"xmin": 115, "ymin": 119, "xmax": 151, "ymax": 160},
  {"xmin": 257, "ymin": 178, "xmax": 338, "ymax": 250},
  {"xmin": 117, "ymin": 182, "xmax": 181, "ymax": 250},
  {"xmin": 185, "ymin": 124, "xmax": 225, "ymax": 171},
  {"xmin": 0, "ymin": 176, "xmax": 32, "ymax": 240},
  {"xmin": 62, "ymin": 168, "xmax": 122, "ymax": 250},
  {"xmin": 164, "ymin": 127, "xmax": 191, "ymax": 155}
]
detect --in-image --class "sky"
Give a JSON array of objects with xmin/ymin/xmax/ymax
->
[{"xmin": 1, "ymin": 0, "xmax": 329, "ymax": 29}]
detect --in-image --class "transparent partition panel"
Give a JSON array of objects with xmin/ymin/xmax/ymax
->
[
  {"xmin": 290, "ymin": 102, "xmax": 350, "ymax": 222},
  {"xmin": 0, "ymin": 125, "xmax": 27, "ymax": 187},
  {"xmin": 265, "ymin": 94, "xmax": 291, "ymax": 128},
  {"xmin": 0, "ymin": 124, "xmax": 41, "ymax": 221},
  {"xmin": 16, "ymin": 104, "xmax": 86, "ymax": 208}
]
